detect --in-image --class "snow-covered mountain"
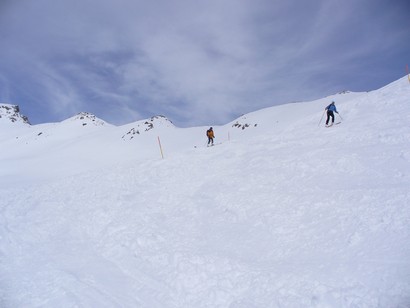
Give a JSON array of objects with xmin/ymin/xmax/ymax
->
[{"xmin": 1, "ymin": 76, "xmax": 410, "ymax": 307}]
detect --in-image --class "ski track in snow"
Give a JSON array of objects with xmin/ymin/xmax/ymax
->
[{"xmin": 1, "ymin": 77, "xmax": 410, "ymax": 307}]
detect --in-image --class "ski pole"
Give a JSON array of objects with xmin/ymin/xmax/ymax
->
[
  {"xmin": 318, "ymin": 110, "xmax": 326, "ymax": 126},
  {"xmin": 337, "ymin": 113, "xmax": 343, "ymax": 121}
]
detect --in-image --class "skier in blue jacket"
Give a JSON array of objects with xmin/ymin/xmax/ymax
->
[{"xmin": 325, "ymin": 101, "xmax": 338, "ymax": 126}]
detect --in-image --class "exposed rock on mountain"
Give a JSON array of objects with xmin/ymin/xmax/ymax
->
[
  {"xmin": 232, "ymin": 116, "xmax": 257, "ymax": 130},
  {"xmin": 0, "ymin": 104, "xmax": 31, "ymax": 125}
]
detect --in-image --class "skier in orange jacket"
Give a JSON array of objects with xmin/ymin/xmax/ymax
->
[{"xmin": 206, "ymin": 127, "xmax": 215, "ymax": 146}]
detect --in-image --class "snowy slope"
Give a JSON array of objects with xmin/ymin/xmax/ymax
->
[{"xmin": 1, "ymin": 77, "xmax": 410, "ymax": 307}]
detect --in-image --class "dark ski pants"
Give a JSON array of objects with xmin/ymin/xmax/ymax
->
[
  {"xmin": 208, "ymin": 137, "xmax": 214, "ymax": 145},
  {"xmin": 326, "ymin": 111, "xmax": 334, "ymax": 125}
]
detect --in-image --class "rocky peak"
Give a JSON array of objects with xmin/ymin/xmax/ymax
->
[
  {"xmin": 0, "ymin": 104, "xmax": 31, "ymax": 125},
  {"xmin": 149, "ymin": 115, "xmax": 173, "ymax": 126},
  {"xmin": 65, "ymin": 112, "xmax": 107, "ymax": 126},
  {"xmin": 122, "ymin": 115, "xmax": 174, "ymax": 140}
]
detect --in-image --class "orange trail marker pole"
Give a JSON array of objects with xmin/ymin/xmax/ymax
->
[{"xmin": 157, "ymin": 136, "xmax": 164, "ymax": 159}]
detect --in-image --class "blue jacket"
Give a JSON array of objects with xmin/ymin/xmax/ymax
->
[{"xmin": 326, "ymin": 103, "xmax": 338, "ymax": 113}]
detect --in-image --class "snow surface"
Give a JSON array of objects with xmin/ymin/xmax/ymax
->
[{"xmin": 1, "ymin": 77, "xmax": 410, "ymax": 307}]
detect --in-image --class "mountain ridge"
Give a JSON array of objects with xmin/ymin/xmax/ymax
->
[
  {"xmin": 0, "ymin": 75, "xmax": 407, "ymax": 184},
  {"xmin": 0, "ymin": 88, "xmax": 365, "ymax": 130}
]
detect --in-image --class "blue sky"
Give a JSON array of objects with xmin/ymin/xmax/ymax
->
[{"xmin": 0, "ymin": 0, "xmax": 409, "ymax": 127}]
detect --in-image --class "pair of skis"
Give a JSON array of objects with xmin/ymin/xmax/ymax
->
[
  {"xmin": 207, "ymin": 142, "xmax": 222, "ymax": 147},
  {"xmin": 325, "ymin": 121, "xmax": 341, "ymax": 127}
]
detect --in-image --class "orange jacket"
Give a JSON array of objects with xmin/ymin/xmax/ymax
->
[{"xmin": 206, "ymin": 129, "xmax": 214, "ymax": 138}]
